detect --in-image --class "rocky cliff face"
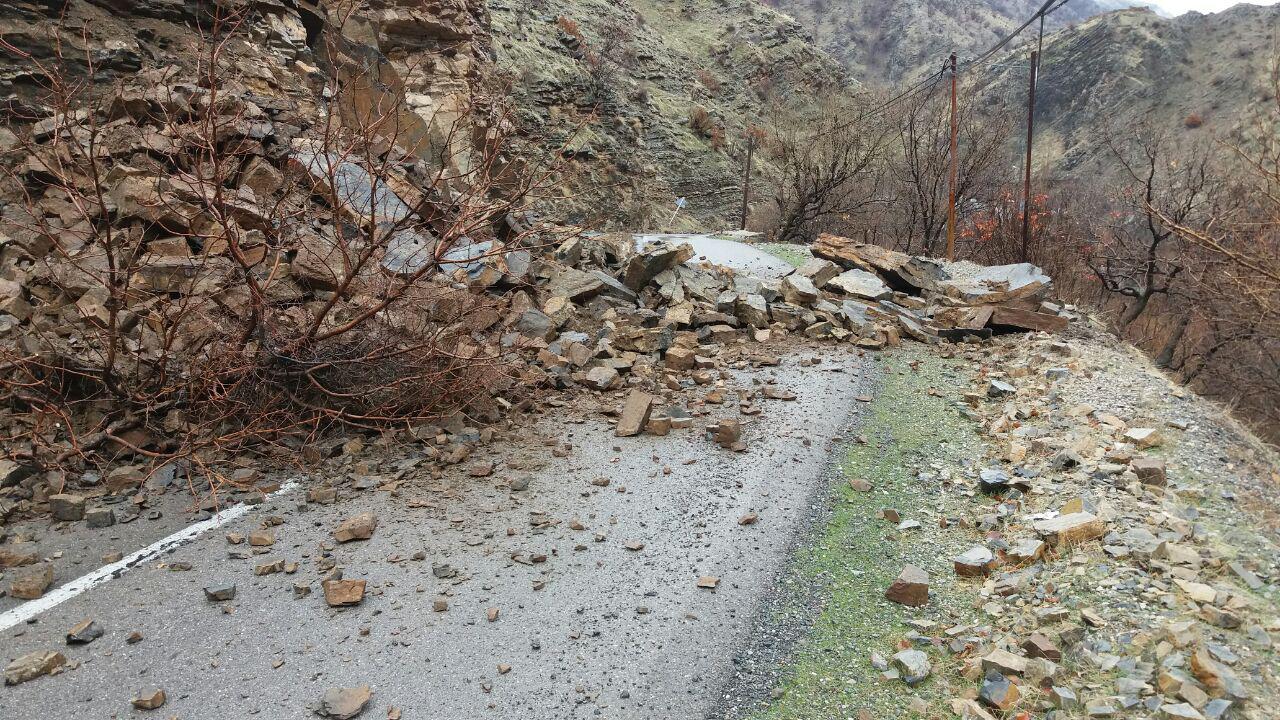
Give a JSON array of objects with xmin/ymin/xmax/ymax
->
[{"xmin": 489, "ymin": 0, "xmax": 849, "ymax": 229}]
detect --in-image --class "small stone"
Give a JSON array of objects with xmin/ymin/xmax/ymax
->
[
  {"xmin": 885, "ymin": 564, "xmax": 929, "ymax": 606},
  {"xmin": 982, "ymin": 648, "xmax": 1028, "ymax": 676},
  {"xmin": 322, "ymin": 579, "xmax": 366, "ymax": 607},
  {"xmin": 248, "ymin": 529, "xmax": 275, "ymax": 546},
  {"xmin": 85, "ymin": 507, "xmax": 116, "ymax": 528},
  {"xmin": 486, "ymin": 607, "xmax": 500, "ymax": 622},
  {"xmin": 307, "ymin": 487, "xmax": 338, "ymax": 504},
  {"xmin": 203, "ymin": 583, "xmax": 236, "ymax": 602},
  {"xmin": 9, "ymin": 562, "xmax": 54, "ymax": 599},
  {"xmin": 1051, "ymin": 685, "xmax": 1080, "ymax": 709},
  {"xmin": 131, "ymin": 688, "xmax": 166, "ymax": 710},
  {"xmin": 1160, "ymin": 703, "xmax": 1206, "ymax": 720},
  {"xmin": 4, "ymin": 650, "xmax": 65, "ymax": 685},
  {"xmin": 333, "ymin": 512, "xmax": 377, "ymax": 543},
  {"xmin": 468, "ymin": 461, "xmax": 494, "ymax": 477},
  {"xmin": 433, "ymin": 598, "xmax": 448, "ymax": 612},
  {"xmin": 1032, "ymin": 512, "xmax": 1105, "ymax": 545},
  {"xmin": 1022, "ymin": 632, "xmax": 1061, "ymax": 661},
  {"xmin": 712, "ymin": 419, "xmax": 742, "ymax": 449},
  {"xmin": 1131, "ymin": 458, "xmax": 1167, "ymax": 486},
  {"xmin": 849, "ymin": 478, "xmax": 873, "ymax": 492},
  {"xmin": 987, "ymin": 380, "xmax": 1016, "ymax": 397},
  {"xmin": 66, "ymin": 619, "xmax": 104, "ymax": 645},
  {"xmin": 979, "ymin": 671, "xmax": 1020, "ymax": 711},
  {"xmin": 48, "ymin": 493, "xmax": 86, "ymax": 521},
  {"xmin": 738, "ymin": 512, "xmax": 758, "ymax": 526},
  {"xmin": 954, "ymin": 545, "xmax": 996, "ymax": 577},
  {"xmin": 696, "ymin": 575, "xmax": 720, "ymax": 589},
  {"xmin": 891, "ymin": 649, "xmax": 932, "ymax": 686},
  {"xmin": 316, "ymin": 685, "xmax": 372, "ymax": 719},
  {"xmin": 1123, "ymin": 427, "xmax": 1163, "ymax": 448}
]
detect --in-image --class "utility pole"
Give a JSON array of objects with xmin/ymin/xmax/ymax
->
[
  {"xmin": 1021, "ymin": 49, "xmax": 1038, "ymax": 263},
  {"xmin": 946, "ymin": 53, "xmax": 958, "ymax": 262},
  {"xmin": 740, "ymin": 130, "xmax": 755, "ymax": 231}
]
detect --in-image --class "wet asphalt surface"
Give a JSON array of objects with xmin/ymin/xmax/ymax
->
[{"xmin": 1, "ymin": 348, "xmax": 874, "ymax": 720}]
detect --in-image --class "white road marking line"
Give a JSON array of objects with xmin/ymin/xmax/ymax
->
[{"xmin": 0, "ymin": 481, "xmax": 299, "ymax": 633}]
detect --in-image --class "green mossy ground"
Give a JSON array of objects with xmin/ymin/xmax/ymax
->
[{"xmin": 754, "ymin": 349, "xmax": 988, "ymax": 720}]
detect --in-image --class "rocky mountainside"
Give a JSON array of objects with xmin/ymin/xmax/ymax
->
[
  {"xmin": 489, "ymin": 0, "xmax": 849, "ymax": 229},
  {"xmin": 973, "ymin": 4, "xmax": 1279, "ymax": 177},
  {"xmin": 761, "ymin": 0, "xmax": 1117, "ymax": 83}
]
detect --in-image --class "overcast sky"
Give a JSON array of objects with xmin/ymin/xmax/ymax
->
[{"xmin": 1157, "ymin": 0, "xmax": 1278, "ymax": 13}]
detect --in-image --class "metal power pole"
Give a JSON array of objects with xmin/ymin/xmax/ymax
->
[
  {"xmin": 1020, "ymin": 49, "xmax": 1038, "ymax": 263},
  {"xmin": 740, "ymin": 131, "xmax": 755, "ymax": 231},
  {"xmin": 946, "ymin": 53, "xmax": 958, "ymax": 262}
]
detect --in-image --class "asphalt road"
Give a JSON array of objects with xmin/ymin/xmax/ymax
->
[{"xmin": 1, "ymin": 348, "xmax": 873, "ymax": 720}]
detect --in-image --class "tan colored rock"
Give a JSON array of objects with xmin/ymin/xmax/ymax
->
[
  {"xmin": 322, "ymin": 579, "xmax": 366, "ymax": 607},
  {"xmin": 9, "ymin": 561, "xmax": 54, "ymax": 600},
  {"xmin": 333, "ymin": 512, "xmax": 377, "ymax": 543},
  {"xmin": 3, "ymin": 650, "xmax": 65, "ymax": 685},
  {"xmin": 885, "ymin": 564, "xmax": 929, "ymax": 606},
  {"xmin": 1032, "ymin": 512, "xmax": 1105, "ymax": 546},
  {"xmin": 615, "ymin": 390, "xmax": 654, "ymax": 438}
]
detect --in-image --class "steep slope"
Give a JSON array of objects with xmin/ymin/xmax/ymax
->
[
  {"xmin": 762, "ymin": 0, "xmax": 1116, "ymax": 83},
  {"xmin": 974, "ymin": 4, "xmax": 1279, "ymax": 176},
  {"xmin": 490, "ymin": 0, "xmax": 851, "ymax": 229}
]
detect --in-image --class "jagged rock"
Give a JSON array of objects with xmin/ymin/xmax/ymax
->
[
  {"xmin": 1160, "ymin": 703, "xmax": 1206, "ymax": 720},
  {"xmin": 954, "ymin": 545, "xmax": 995, "ymax": 577},
  {"xmin": 891, "ymin": 648, "xmax": 932, "ymax": 686},
  {"xmin": 315, "ymin": 685, "xmax": 372, "ymax": 719},
  {"xmin": 203, "ymin": 583, "xmax": 237, "ymax": 602},
  {"xmin": 987, "ymin": 380, "xmax": 1016, "ymax": 397},
  {"xmin": 581, "ymin": 366, "xmax": 620, "ymax": 391},
  {"xmin": 734, "ymin": 294, "xmax": 770, "ymax": 328},
  {"xmin": 131, "ymin": 688, "xmax": 166, "ymax": 710},
  {"xmin": 1023, "ymin": 633, "xmax": 1061, "ymax": 661},
  {"xmin": 4, "ymin": 650, "xmax": 65, "ymax": 685},
  {"xmin": 794, "ymin": 258, "xmax": 840, "ymax": 288},
  {"xmin": 979, "ymin": 671, "xmax": 1020, "ymax": 711},
  {"xmin": 322, "ymin": 579, "xmax": 366, "ymax": 607},
  {"xmin": 333, "ymin": 512, "xmax": 377, "ymax": 542},
  {"xmin": 1131, "ymin": 458, "xmax": 1167, "ymax": 485},
  {"xmin": 0, "ymin": 542, "xmax": 39, "ymax": 568},
  {"xmin": 48, "ymin": 493, "xmax": 86, "ymax": 521},
  {"xmin": 66, "ymin": 619, "xmax": 104, "ymax": 645},
  {"xmin": 885, "ymin": 564, "xmax": 929, "ymax": 606},
  {"xmin": 623, "ymin": 242, "xmax": 693, "ymax": 291},
  {"xmin": 1123, "ymin": 427, "xmax": 1163, "ymax": 448},
  {"xmin": 85, "ymin": 507, "xmax": 116, "ymax": 528},
  {"xmin": 10, "ymin": 561, "xmax": 54, "ymax": 600},
  {"xmin": 780, "ymin": 275, "xmax": 819, "ymax": 306}
]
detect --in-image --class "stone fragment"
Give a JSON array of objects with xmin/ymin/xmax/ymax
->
[
  {"xmin": 712, "ymin": 419, "xmax": 743, "ymax": 450},
  {"xmin": 826, "ymin": 268, "xmax": 891, "ymax": 300},
  {"xmin": 1131, "ymin": 458, "xmax": 1167, "ymax": 486},
  {"xmin": 85, "ymin": 507, "xmax": 116, "ymax": 528},
  {"xmin": 615, "ymin": 390, "xmax": 654, "ymax": 438},
  {"xmin": 203, "ymin": 583, "xmax": 237, "ymax": 602},
  {"xmin": 1022, "ymin": 633, "xmax": 1061, "ymax": 661},
  {"xmin": 468, "ymin": 461, "xmax": 494, "ymax": 477},
  {"xmin": 322, "ymin": 579, "xmax": 366, "ymax": 607},
  {"xmin": 316, "ymin": 685, "xmax": 373, "ymax": 719},
  {"xmin": 66, "ymin": 619, "xmax": 104, "ymax": 645},
  {"xmin": 131, "ymin": 688, "xmax": 166, "ymax": 710},
  {"xmin": 1051, "ymin": 685, "xmax": 1080, "ymax": 708},
  {"xmin": 780, "ymin": 274, "xmax": 819, "ymax": 305},
  {"xmin": 3, "ymin": 650, "xmax": 65, "ymax": 685},
  {"xmin": 333, "ymin": 512, "xmax": 377, "ymax": 543},
  {"xmin": 885, "ymin": 564, "xmax": 929, "ymax": 606},
  {"xmin": 1123, "ymin": 427, "xmax": 1163, "ymax": 448},
  {"xmin": 954, "ymin": 545, "xmax": 995, "ymax": 577},
  {"xmin": 1032, "ymin": 512, "xmax": 1105, "ymax": 545},
  {"xmin": 979, "ymin": 671, "xmax": 1020, "ymax": 711},
  {"xmin": 696, "ymin": 575, "xmax": 720, "ymax": 589},
  {"xmin": 1160, "ymin": 703, "xmax": 1206, "ymax": 720},
  {"xmin": 581, "ymin": 366, "xmax": 620, "ymax": 391},
  {"xmin": 982, "ymin": 648, "xmax": 1028, "ymax": 676},
  {"xmin": 0, "ymin": 542, "xmax": 38, "ymax": 568},
  {"xmin": 987, "ymin": 380, "xmax": 1016, "ymax": 397},
  {"xmin": 891, "ymin": 648, "xmax": 932, "ymax": 686},
  {"xmin": 48, "ymin": 493, "xmax": 86, "ymax": 521},
  {"xmin": 248, "ymin": 529, "xmax": 275, "ymax": 546},
  {"xmin": 9, "ymin": 562, "xmax": 54, "ymax": 600}
]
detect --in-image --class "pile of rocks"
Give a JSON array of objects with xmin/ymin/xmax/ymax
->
[{"xmin": 876, "ymin": 333, "xmax": 1274, "ymax": 720}]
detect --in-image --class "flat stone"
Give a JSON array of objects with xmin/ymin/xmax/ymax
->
[
  {"xmin": 1022, "ymin": 632, "xmax": 1061, "ymax": 661},
  {"xmin": 1124, "ymin": 427, "xmax": 1163, "ymax": 448},
  {"xmin": 316, "ymin": 685, "xmax": 373, "ymax": 719},
  {"xmin": 885, "ymin": 564, "xmax": 929, "ymax": 607},
  {"xmin": 3, "ymin": 650, "xmax": 65, "ymax": 685},
  {"xmin": 982, "ymin": 648, "xmax": 1028, "ymax": 675},
  {"xmin": 780, "ymin": 274, "xmax": 819, "ymax": 305},
  {"xmin": 203, "ymin": 583, "xmax": 236, "ymax": 602},
  {"xmin": 85, "ymin": 507, "xmax": 116, "ymax": 528},
  {"xmin": 322, "ymin": 579, "xmax": 366, "ymax": 607},
  {"xmin": 826, "ymin": 268, "xmax": 891, "ymax": 300},
  {"xmin": 333, "ymin": 512, "xmax": 377, "ymax": 543},
  {"xmin": 581, "ymin": 366, "xmax": 620, "ymax": 391},
  {"xmin": 1160, "ymin": 703, "xmax": 1206, "ymax": 720},
  {"xmin": 66, "ymin": 619, "xmax": 104, "ymax": 645},
  {"xmin": 1033, "ymin": 512, "xmax": 1105, "ymax": 545},
  {"xmin": 987, "ymin": 380, "xmax": 1016, "ymax": 397},
  {"xmin": 131, "ymin": 688, "xmax": 166, "ymax": 710},
  {"xmin": 615, "ymin": 390, "xmax": 654, "ymax": 438}
]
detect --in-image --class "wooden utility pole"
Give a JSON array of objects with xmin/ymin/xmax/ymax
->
[
  {"xmin": 946, "ymin": 53, "xmax": 958, "ymax": 262},
  {"xmin": 1020, "ymin": 49, "xmax": 1038, "ymax": 263},
  {"xmin": 740, "ymin": 131, "xmax": 755, "ymax": 231}
]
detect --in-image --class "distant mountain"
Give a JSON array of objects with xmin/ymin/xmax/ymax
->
[
  {"xmin": 972, "ymin": 4, "xmax": 1278, "ymax": 177},
  {"xmin": 761, "ymin": 0, "xmax": 1125, "ymax": 83}
]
